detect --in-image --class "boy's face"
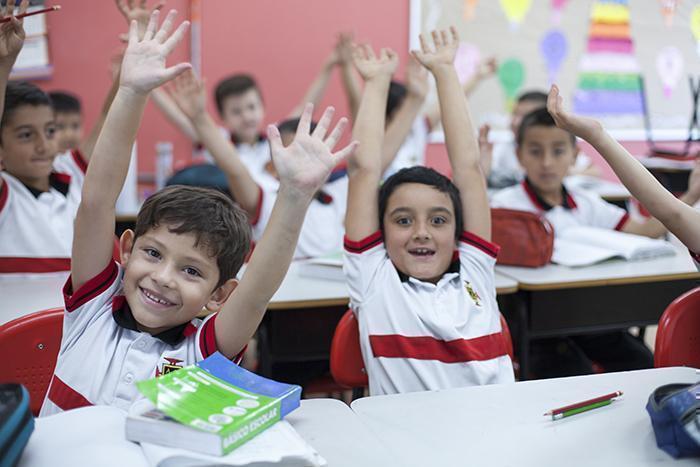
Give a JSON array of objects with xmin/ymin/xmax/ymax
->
[
  {"xmin": 383, "ymin": 183, "xmax": 457, "ymax": 284},
  {"xmin": 510, "ymin": 100, "xmax": 545, "ymax": 135},
  {"xmin": 120, "ymin": 224, "xmax": 236, "ymax": 335},
  {"xmin": 0, "ymin": 104, "xmax": 57, "ymax": 182},
  {"xmin": 516, "ymin": 125, "xmax": 578, "ymax": 194},
  {"xmin": 220, "ymin": 88, "xmax": 265, "ymax": 144},
  {"xmin": 54, "ymin": 111, "xmax": 83, "ymax": 152}
]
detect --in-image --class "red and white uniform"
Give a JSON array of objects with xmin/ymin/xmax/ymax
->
[
  {"xmin": 343, "ymin": 231, "xmax": 514, "ymax": 396},
  {"xmin": 40, "ymin": 260, "xmax": 243, "ymax": 416},
  {"xmin": 252, "ymin": 176, "xmax": 348, "ymax": 259},
  {"xmin": 0, "ymin": 150, "xmax": 86, "ymax": 278},
  {"xmin": 490, "ymin": 179, "xmax": 630, "ymax": 233},
  {"xmin": 201, "ymin": 130, "xmax": 273, "ymax": 190}
]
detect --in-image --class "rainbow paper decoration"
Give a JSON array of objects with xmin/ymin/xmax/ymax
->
[{"xmin": 573, "ymin": 0, "xmax": 644, "ymax": 116}]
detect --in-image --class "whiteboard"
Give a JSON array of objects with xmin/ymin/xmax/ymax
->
[{"xmin": 410, "ymin": 0, "xmax": 700, "ymax": 140}]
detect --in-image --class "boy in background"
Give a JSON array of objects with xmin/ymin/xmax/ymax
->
[
  {"xmin": 48, "ymin": 91, "xmax": 82, "ymax": 153},
  {"xmin": 40, "ymin": 10, "xmax": 356, "ymax": 415},
  {"xmin": 344, "ymin": 28, "xmax": 513, "ymax": 396}
]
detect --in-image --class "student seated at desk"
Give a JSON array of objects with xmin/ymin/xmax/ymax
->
[
  {"xmin": 490, "ymin": 107, "xmax": 700, "ymax": 378},
  {"xmin": 546, "ymin": 85, "xmax": 700, "ymax": 271},
  {"xmin": 40, "ymin": 11, "xmax": 355, "ymax": 415},
  {"xmin": 344, "ymin": 28, "xmax": 514, "ymax": 396}
]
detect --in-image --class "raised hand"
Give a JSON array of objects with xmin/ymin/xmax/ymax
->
[
  {"xmin": 0, "ymin": 0, "xmax": 28, "ymax": 67},
  {"xmin": 547, "ymin": 84, "xmax": 602, "ymax": 140},
  {"xmin": 405, "ymin": 56, "xmax": 429, "ymax": 99},
  {"xmin": 352, "ymin": 44, "xmax": 398, "ymax": 82},
  {"xmin": 115, "ymin": 0, "xmax": 165, "ymax": 39},
  {"xmin": 268, "ymin": 104, "xmax": 357, "ymax": 198},
  {"xmin": 411, "ymin": 26, "xmax": 459, "ymax": 71},
  {"xmin": 168, "ymin": 68, "xmax": 206, "ymax": 121},
  {"xmin": 476, "ymin": 57, "xmax": 497, "ymax": 79},
  {"xmin": 119, "ymin": 10, "xmax": 191, "ymax": 95},
  {"xmin": 335, "ymin": 32, "xmax": 354, "ymax": 65}
]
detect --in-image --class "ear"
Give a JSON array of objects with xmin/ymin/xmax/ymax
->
[
  {"xmin": 205, "ymin": 278, "xmax": 238, "ymax": 312},
  {"xmin": 119, "ymin": 229, "xmax": 136, "ymax": 265}
]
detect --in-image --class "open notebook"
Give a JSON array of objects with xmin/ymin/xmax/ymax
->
[
  {"xmin": 552, "ymin": 226, "xmax": 676, "ymax": 267},
  {"xmin": 297, "ymin": 252, "xmax": 344, "ymax": 282}
]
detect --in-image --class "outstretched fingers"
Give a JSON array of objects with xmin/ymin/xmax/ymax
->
[
  {"xmin": 296, "ymin": 103, "xmax": 314, "ymax": 137},
  {"xmin": 162, "ymin": 18, "xmax": 190, "ymax": 55},
  {"xmin": 331, "ymin": 140, "xmax": 359, "ymax": 166},
  {"xmin": 153, "ymin": 9, "xmax": 177, "ymax": 43},
  {"xmin": 142, "ymin": 9, "xmax": 159, "ymax": 41},
  {"xmin": 324, "ymin": 117, "xmax": 348, "ymax": 151},
  {"xmin": 312, "ymin": 106, "xmax": 335, "ymax": 141}
]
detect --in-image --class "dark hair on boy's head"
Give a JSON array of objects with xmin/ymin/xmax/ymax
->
[
  {"xmin": 1, "ymin": 81, "xmax": 52, "ymax": 129},
  {"xmin": 48, "ymin": 91, "xmax": 81, "ymax": 114},
  {"xmin": 386, "ymin": 81, "xmax": 407, "ymax": 119},
  {"xmin": 379, "ymin": 166, "xmax": 463, "ymax": 239},
  {"xmin": 517, "ymin": 107, "xmax": 576, "ymax": 146},
  {"xmin": 516, "ymin": 90, "xmax": 548, "ymax": 106},
  {"xmin": 134, "ymin": 185, "xmax": 252, "ymax": 288},
  {"xmin": 276, "ymin": 117, "xmax": 317, "ymax": 136},
  {"xmin": 214, "ymin": 74, "xmax": 260, "ymax": 115}
]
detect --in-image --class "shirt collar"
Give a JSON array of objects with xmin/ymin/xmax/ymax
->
[
  {"xmin": 522, "ymin": 178, "xmax": 577, "ymax": 211},
  {"xmin": 22, "ymin": 171, "xmax": 71, "ymax": 198},
  {"xmin": 111, "ymin": 295, "xmax": 191, "ymax": 346},
  {"xmin": 230, "ymin": 132, "xmax": 266, "ymax": 146}
]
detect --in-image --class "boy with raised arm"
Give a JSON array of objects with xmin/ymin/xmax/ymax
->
[
  {"xmin": 40, "ymin": 10, "xmax": 355, "ymax": 415},
  {"xmin": 547, "ymin": 84, "xmax": 700, "ymax": 269},
  {"xmin": 344, "ymin": 28, "xmax": 513, "ymax": 396}
]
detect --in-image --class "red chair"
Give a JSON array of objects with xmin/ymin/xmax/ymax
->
[
  {"xmin": 0, "ymin": 308, "xmax": 63, "ymax": 415},
  {"xmin": 330, "ymin": 310, "xmax": 515, "ymax": 400},
  {"xmin": 654, "ymin": 287, "xmax": 700, "ymax": 368}
]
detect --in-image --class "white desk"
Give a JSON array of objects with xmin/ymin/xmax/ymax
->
[
  {"xmin": 565, "ymin": 175, "xmax": 631, "ymax": 202},
  {"xmin": 0, "ymin": 273, "xmax": 67, "ymax": 325},
  {"xmin": 19, "ymin": 398, "xmax": 390, "ymax": 467},
  {"xmin": 351, "ymin": 367, "xmax": 700, "ymax": 467}
]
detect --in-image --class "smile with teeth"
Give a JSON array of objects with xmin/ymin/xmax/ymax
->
[
  {"xmin": 140, "ymin": 287, "xmax": 176, "ymax": 307},
  {"xmin": 409, "ymin": 248, "xmax": 435, "ymax": 256}
]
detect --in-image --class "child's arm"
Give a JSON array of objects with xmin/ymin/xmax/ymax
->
[
  {"xmin": 345, "ymin": 44, "xmax": 398, "ymax": 241},
  {"xmin": 478, "ymin": 124, "xmax": 493, "ymax": 177},
  {"xmin": 78, "ymin": 69, "xmax": 121, "ymax": 161},
  {"xmin": 287, "ymin": 50, "xmax": 338, "ymax": 120},
  {"xmin": 0, "ymin": 0, "xmax": 28, "ymax": 183},
  {"xmin": 151, "ymin": 87, "xmax": 199, "ymax": 140},
  {"xmin": 413, "ymin": 27, "xmax": 491, "ymax": 240},
  {"xmin": 335, "ymin": 32, "xmax": 362, "ymax": 121},
  {"xmin": 381, "ymin": 57, "xmax": 427, "ymax": 172},
  {"xmin": 72, "ymin": 11, "xmax": 190, "ymax": 290},
  {"xmin": 548, "ymin": 85, "xmax": 700, "ymax": 247},
  {"xmin": 214, "ymin": 104, "xmax": 357, "ymax": 358},
  {"xmin": 168, "ymin": 70, "xmax": 261, "ymax": 217}
]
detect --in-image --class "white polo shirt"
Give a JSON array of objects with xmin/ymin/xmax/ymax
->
[
  {"xmin": 343, "ymin": 231, "xmax": 515, "ymax": 396},
  {"xmin": 251, "ymin": 176, "xmax": 347, "ymax": 259},
  {"xmin": 490, "ymin": 179, "xmax": 629, "ymax": 233},
  {"xmin": 382, "ymin": 116, "xmax": 429, "ymax": 180},
  {"xmin": 202, "ymin": 129, "xmax": 272, "ymax": 190},
  {"xmin": 40, "ymin": 260, "xmax": 244, "ymax": 417},
  {"xmin": 0, "ymin": 150, "xmax": 86, "ymax": 278}
]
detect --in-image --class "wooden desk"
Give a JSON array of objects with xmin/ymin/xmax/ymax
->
[
  {"xmin": 496, "ymin": 248, "xmax": 699, "ymax": 378},
  {"xmin": 351, "ymin": 367, "xmax": 700, "ymax": 467}
]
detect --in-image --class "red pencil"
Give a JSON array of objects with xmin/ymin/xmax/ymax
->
[
  {"xmin": 544, "ymin": 391, "xmax": 623, "ymax": 416},
  {"xmin": 0, "ymin": 5, "xmax": 61, "ymax": 24}
]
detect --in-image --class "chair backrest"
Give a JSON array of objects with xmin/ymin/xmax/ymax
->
[
  {"xmin": 330, "ymin": 310, "xmax": 515, "ymax": 390},
  {"xmin": 654, "ymin": 287, "xmax": 700, "ymax": 368},
  {"xmin": 0, "ymin": 308, "xmax": 63, "ymax": 415}
]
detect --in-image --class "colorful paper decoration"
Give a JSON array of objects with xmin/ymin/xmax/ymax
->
[
  {"xmin": 573, "ymin": 0, "xmax": 644, "ymax": 116},
  {"xmin": 498, "ymin": 58, "xmax": 525, "ymax": 110},
  {"xmin": 692, "ymin": 5, "xmax": 700, "ymax": 56},
  {"xmin": 541, "ymin": 30, "xmax": 568, "ymax": 85},
  {"xmin": 551, "ymin": 0, "xmax": 568, "ymax": 25},
  {"xmin": 464, "ymin": 0, "xmax": 479, "ymax": 21},
  {"xmin": 455, "ymin": 42, "xmax": 482, "ymax": 84},
  {"xmin": 656, "ymin": 46, "xmax": 684, "ymax": 98},
  {"xmin": 658, "ymin": 0, "xmax": 679, "ymax": 27},
  {"xmin": 499, "ymin": 0, "xmax": 532, "ymax": 29}
]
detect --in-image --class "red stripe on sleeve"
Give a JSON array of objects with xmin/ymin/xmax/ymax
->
[
  {"xmin": 71, "ymin": 149, "xmax": 88, "ymax": 174},
  {"xmin": 459, "ymin": 231, "xmax": 500, "ymax": 258},
  {"xmin": 0, "ymin": 257, "xmax": 71, "ymax": 273},
  {"xmin": 46, "ymin": 375, "xmax": 92, "ymax": 411},
  {"xmin": 63, "ymin": 261, "xmax": 119, "ymax": 312},
  {"xmin": 614, "ymin": 212, "xmax": 630, "ymax": 231},
  {"xmin": 369, "ymin": 333, "xmax": 508, "ymax": 364},
  {"xmin": 344, "ymin": 231, "xmax": 383, "ymax": 253}
]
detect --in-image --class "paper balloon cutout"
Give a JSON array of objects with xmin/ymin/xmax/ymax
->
[
  {"xmin": 540, "ymin": 30, "xmax": 567, "ymax": 85},
  {"xmin": 656, "ymin": 46, "xmax": 684, "ymax": 98},
  {"xmin": 464, "ymin": 0, "xmax": 479, "ymax": 21},
  {"xmin": 454, "ymin": 42, "xmax": 482, "ymax": 84},
  {"xmin": 692, "ymin": 5, "xmax": 700, "ymax": 56},
  {"xmin": 659, "ymin": 0, "xmax": 679, "ymax": 27},
  {"xmin": 498, "ymin": 58, "xmax": 525, "ymax": 109},
  {"xmin": 500, "ymin": 0, "xmax": 532, "ymax": 29},
  {"xmin": 551, "ymin": 0, "xmax": 568, "ymax": 25}
]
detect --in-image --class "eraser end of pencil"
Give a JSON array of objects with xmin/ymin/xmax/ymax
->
[{"xmin": 52, "ymin": 5, "xmax": 61, "ymax": 11}]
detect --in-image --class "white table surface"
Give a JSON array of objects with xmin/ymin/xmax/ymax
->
[
  {"xmin": 496, "ymin": 246, "xmax": 699, "ymax": 290},
  {"xmin": 564, "ymin": 175, "xmax": 631, "ymax": 201},
  {"xmin": 19, "ymin": 398, "xmax": 390, "ymax": 467},
  {"xmin": 351, "ymin": 367, "xmax": 700, "ymax": 467}
]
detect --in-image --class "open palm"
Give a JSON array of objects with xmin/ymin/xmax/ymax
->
[
  {"xmin": 547, "ymin": 84, "xmax": 602, "ymax": 139},
  {"xmin": 412, "ymin": 27, "xmax": 460, "ymax": 71},
  {"xmin": 352, "ymin": 45, "xmax": 398, "ymax": 81},
  {"xmin": 170, "ymin": 69, "xmax": 206, "ymax": 120}
]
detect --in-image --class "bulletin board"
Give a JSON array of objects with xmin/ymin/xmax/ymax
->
[{"xmin": 411, "ymin": 0, "xmax": 700, "ymax": 138}]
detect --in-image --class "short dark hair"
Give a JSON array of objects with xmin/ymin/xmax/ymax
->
[
  {"xmin": 214, "ymin": 74, "xmax": 261, "ymax": 115},
  {"xmin": 133, "ymin": 185, "xmax": 251, "ymax": 288},
  {"xmin": 1, "ymin": 81, "xmax": 52, "ymax": 129},
  {"xmin": 386, "ymin": 81, "xmax": 407, "ymax": 119},
  {"xmin": 517, "ymin": 107, "xmax": 576, "ymax": 146},
  {"xmin": 276, "ymin": 117, "xmax": 317, "ymax": 136},
  {"xmin": 516, "ymin": 90, "xmax": 548, "ymax": 106},
  {"xmin": 48, "ymin": 91, "xmax": 81, "ymax": 114},
  {"xmin": 379, "ymin": 166, "xmax": 463, "ymax": 239}
]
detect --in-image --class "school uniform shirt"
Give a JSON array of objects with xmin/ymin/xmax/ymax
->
[
  {"xmin": 40, "ymin": 260, "xmax": 244, "ymax": 417},
  {"xmin": 343, "ymin": 231, "xmax": 515, "ymax": 396},
  {"xmin": 0, "ymin": 149, "xmax": 86, "ymax": 278},
  {"xmin": 251, "ymin": 175, "xmax": 348, "ymax": 259},
  {"xmin": 202, "ymin": 128, "xmax": 273, "ymax": 190},
  {"xmin": 382, "ymin": 117, "xmax": 429, "ymax": 181},
  {"xmin": 490, "ymin": 178, "xmax": 629, "ymax": 234}
]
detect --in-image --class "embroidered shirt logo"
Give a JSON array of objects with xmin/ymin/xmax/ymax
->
[
  {"xmin": 155, "ymin": 357, "xmax": 184, "ymax": 377},
  {"xmin": 464, "ymin": 281, "xmax": 482, "ymax": 306}
]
